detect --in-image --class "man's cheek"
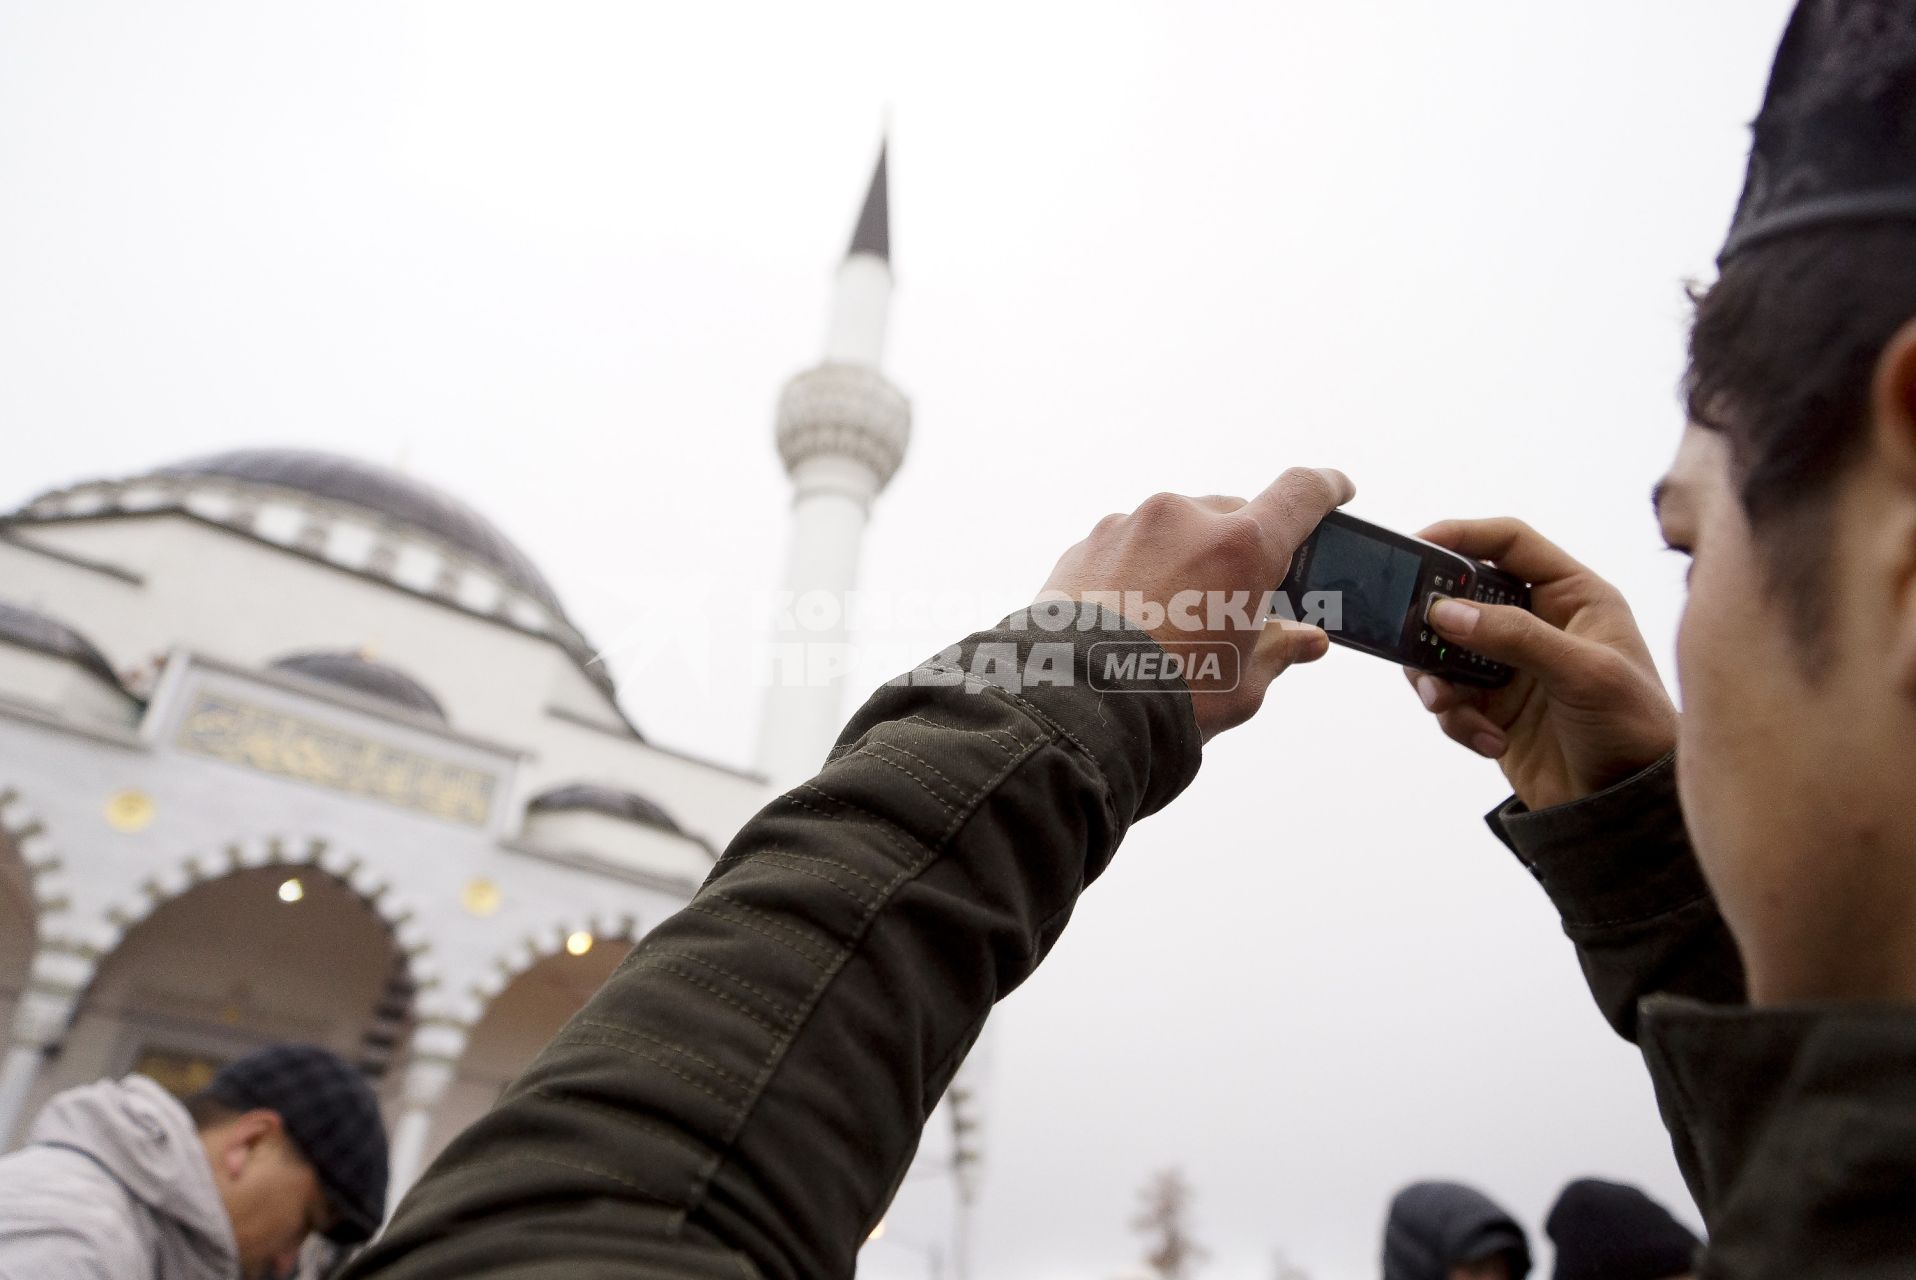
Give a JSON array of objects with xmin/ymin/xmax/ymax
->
[{"xmin": 1672, "ymin": 595, "xmax": 1708, "ymax": 707}]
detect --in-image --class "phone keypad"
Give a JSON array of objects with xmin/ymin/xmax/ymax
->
[{"xmin": 1442, "ymin": 572, "xmax": 1528, "ymax": 686}]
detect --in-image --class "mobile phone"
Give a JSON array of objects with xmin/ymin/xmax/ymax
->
[{"xmin": 1275, "ymin": 509, "xmax": 1531, "ymax": 688}]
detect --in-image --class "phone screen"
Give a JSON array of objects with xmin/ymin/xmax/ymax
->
[{"xmin": 1306, "ymin": 520, "xmax": 1422, "ymax": 650}]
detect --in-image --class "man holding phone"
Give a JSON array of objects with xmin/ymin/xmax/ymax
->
[{"xmin": 1406, "ymin": 2, "xmax": 1916, "ymax": 1270}]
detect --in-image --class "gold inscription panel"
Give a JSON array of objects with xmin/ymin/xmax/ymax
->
[{"xmin": 175, "ymin": 691, "xmax": 496, "ymax": 827}]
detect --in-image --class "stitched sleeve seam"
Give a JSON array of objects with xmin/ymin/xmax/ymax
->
[
  {"xmin": 567, "ymin": 1019, "xmax": 752, "ymax": 1090},
  {"xmin": 524, "ymin": 1084, "xmax": 722, "ymax": 1168},
  {"xmin": 461, "ymin": 1152, "xmax": 690, "ymax": 1212},
  {"xmin": 854, "ymin": 744, "xmax": 960, "ymax": 815},
  {"xmin": 637, "ymin": 952, "xmax": 800, "ymax": 1027},
  {"xmin": 690, "ymin": 897, "xmax": 835, "ymax": 968},
  {"xmin": 640, "ymin": 959, "xmax": 796, "ymax": 1035},
  {"xmin": 553, "ymin": 1029, "xmax": 749, "ymax": 1112}
]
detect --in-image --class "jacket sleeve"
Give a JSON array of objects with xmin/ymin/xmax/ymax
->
[
  {"xmin": 1487, "ymin": 752, "xmax": 1746, "ymax": 1042},
  {"xmin": 345, "ymin": 608, "xmax": 1202, "ymax": 1280}
]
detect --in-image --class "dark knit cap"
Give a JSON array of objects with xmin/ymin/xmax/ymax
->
[
  {"xmin": 207, "ymin": 1044, "xmax": 389, "ymax": 1244},
  {"xmin": 1721, "ymin": 1, "xmax": 1916, "ymax": 264},
  {"xmin": 1546, "ymin": 1179, "xmax": 1700, "ymax": 1280}
]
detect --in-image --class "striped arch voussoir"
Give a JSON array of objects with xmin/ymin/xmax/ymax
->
[
  {"xmin": 0, "ymin": 785, "xmax": 77, "ymax": 931},
  {"xmin": 456, "ymin": 910, "xmax": 641, "ymax": 1027}
]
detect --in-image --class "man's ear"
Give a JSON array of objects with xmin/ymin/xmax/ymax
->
[
  {"xmin": 217, "ymin": 1109, "xmax": 285, "ymax": 1180},
  {"xmin": 1872, "ymin": 317, "xmax": 1916, "ymax": 693},
  {"xmin": 1871, "ymin": 316, "xmax": 1916, "ymax": 487}
]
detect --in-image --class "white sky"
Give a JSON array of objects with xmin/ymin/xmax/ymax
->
[{"xmin": 0, "ymin": 3, "xmax": 1797, "ymax": 1276}]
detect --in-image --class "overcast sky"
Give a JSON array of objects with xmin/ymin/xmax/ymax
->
[{"xmin": 1, "ymin": 3, "xmax": 1797, "ymax": 1276}]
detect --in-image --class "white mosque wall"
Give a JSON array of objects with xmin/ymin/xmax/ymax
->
[
  {"xmin": 518, "ymin": 808, "xmax": 715, "ymax": 884},
  {"xmin": 0, "ymin": 650, "xmax": 707, "ymax": 1128},
  {"xmin": 0, "ymin": 537, "xmax": 146, "ymax": 655},
  {"xmin": 0, "ymin": 646, "xmax": 139, "ymax": 730},
  {"xmin": 0, "ymin": 515, "xmax": 769, "ymax": 848}
]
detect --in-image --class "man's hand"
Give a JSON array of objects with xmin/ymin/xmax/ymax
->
[
  {"xmin": 1040, "ymin": 468, "xmax": 1354, "ymax": 741},
  {"xmin": 1408, "ymin": 518, "xmax": 1677, "ymax": 811}
]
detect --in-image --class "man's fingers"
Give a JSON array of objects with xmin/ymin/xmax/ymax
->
[
  {"xmin": 1190, "ymin": 494, "xmax": 1248, "ymax": 514},
  {"xmin": 1417, "ymin": 517, "xmax": 1589, "ymax": 587},
  {"xmin": 1434, "ymin": 704, "xmax": 1508, "ymax": 759},
  {"xmin": 1401, "ymin": 667, "xmax": 1472, "ymax": 714},
  {"xmin": 1426, "ymin": 596, "xmax": 1584, "ymax": 685},
  {"xmin": 1239, "ymin": 468, "xmax": 1355, "ymax": 564},
  {"xmin": 1400, "ymin": 665, "xmax": 1505, "ymax": 756}
]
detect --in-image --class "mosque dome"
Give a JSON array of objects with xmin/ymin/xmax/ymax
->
[
  {"xmin": 12, "ymin": 446, "xmax": 616, "ymax": 700},
  {"xmin": 0, "ymin": 598, "xmax": 124, "ymax": 691},
  {"xmin": 526, "ymin": 783, "xmax": 683, "ymax": 837},
  {"xmin": 269, "ymin": 650, "xmax": 449, "ymax": 724},
  {"xmin": 153, "ymin": 450, "xmax": 564, "ymax": 615}
]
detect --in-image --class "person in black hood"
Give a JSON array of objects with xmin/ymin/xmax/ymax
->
[
  {"xmin": 1383, "ymin": 1181, "xmax": 1532, "ymax": 1280},
  {"xmin": 1545, "ymin": 1179, "xmax": 1698, "ymax": 1280}
]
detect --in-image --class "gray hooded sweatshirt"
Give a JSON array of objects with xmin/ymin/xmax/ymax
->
[{"xmin": 0, "ymin": 1074, "xmax": 238, "ymax": 1279}]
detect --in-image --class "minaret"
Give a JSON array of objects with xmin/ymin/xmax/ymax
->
[{"xmin": 756, "ymin": 143, "xmax": 911, "ymax": 790}]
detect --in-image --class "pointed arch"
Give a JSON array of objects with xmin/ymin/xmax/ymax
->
[
  {"xmin": 461, "ymin": 908, "xmax": 642, "ymax": 1023},
  {"xmin": 36, "ymin": 835, "xmax": 446, "ymax": 1102},
  {"xmin": 412, "ymin": 911, "xmax": 643, "ymax": 1171}
]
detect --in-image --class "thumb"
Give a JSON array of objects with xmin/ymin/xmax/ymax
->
[
  {"xmin": 1426, "ymin": 596, "xmax": 1583, "ymax": 685},
  {"xmin": 1246, "ymin": 619, "xmax": 1330, "ymax": 688}
]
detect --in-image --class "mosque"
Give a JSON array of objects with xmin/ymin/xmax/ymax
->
[{"xmin": 0, "ymin": 143, "xmax": 972, "ymax": 1269}]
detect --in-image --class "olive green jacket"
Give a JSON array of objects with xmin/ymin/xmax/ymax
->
[
  {"xmin": 1492, "ymin": 754, "xmax": 1915, "ymax": 1278},
  {"xmin": 346, "ymin": 610, "xmax": 1202, "ymax": 1279}
]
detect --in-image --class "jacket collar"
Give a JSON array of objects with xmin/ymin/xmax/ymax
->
[{"xmin": 1638, "ymin": 995, "xmax": 1916, "ymax": 1275}]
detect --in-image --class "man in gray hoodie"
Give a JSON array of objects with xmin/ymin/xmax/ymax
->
[{"xmin": 0, "ymin": 1043, "xmax": 389, "ymax": 1280}]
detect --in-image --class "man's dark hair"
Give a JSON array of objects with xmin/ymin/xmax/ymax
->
[
  {"xmin": 1685, "ymin": 222, "xmax": 1916, "ymax": 650},
  {"xmin": 181, "ymin": 1089, "xmax": 245, "ymax": 1131}
]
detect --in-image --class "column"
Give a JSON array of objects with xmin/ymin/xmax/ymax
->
[
  {"xmin": 383, "ymin": 1021, "xmax": 469, "ymax": 1217},
  {"xmin": 0, "ymin": 952, "xmax": 87, "ymax": 1150}
]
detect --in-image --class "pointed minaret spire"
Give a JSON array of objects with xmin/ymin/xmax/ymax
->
[
  {"xmin": 848, "ymin": 141, "xmax": 889, "ymax": 262},
  {"xmin": 757, "ymin": 136, "xmax": 912, "ymax": 789}
]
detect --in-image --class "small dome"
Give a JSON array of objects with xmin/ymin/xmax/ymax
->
[
  {"xmin": 526, "ymin": 783, "xmax": 682, "ymax": 836},
  {"xmin": 0, "ymin": 598, "xmax": 124, "ymax": 691},
  {"xmin": 270, "ymin": 651, "xmax": 448, "ymax": 724},
  {"xmin": 152, "ymin": 449, "xmax": 565, "ymax": 616}
]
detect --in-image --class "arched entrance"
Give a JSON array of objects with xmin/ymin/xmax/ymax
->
[
  {"xmin": 41, "ymin": 864, "xmax": 408, "ymax": 1104},
  {"xmin": 422, "ymin": 931, "xmax": 634, "ymax": 1164}
]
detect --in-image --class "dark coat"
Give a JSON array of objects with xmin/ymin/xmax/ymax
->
[{"xmin": 1383, "ymin": 1181, "xmax": 1532, "ymax": 1280}]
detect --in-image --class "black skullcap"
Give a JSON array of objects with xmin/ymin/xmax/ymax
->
[
  {"xmin": 207, "ymin": 1044, "xmax": 389, "ymax": 1244},
  {"xmin": 1546, "ymin": 1179, "xmax": 1700, "ymax": 1280},
  {"xmin": 1721, "ymin": 0, "xmax": 1916, "ymax": 264}
]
